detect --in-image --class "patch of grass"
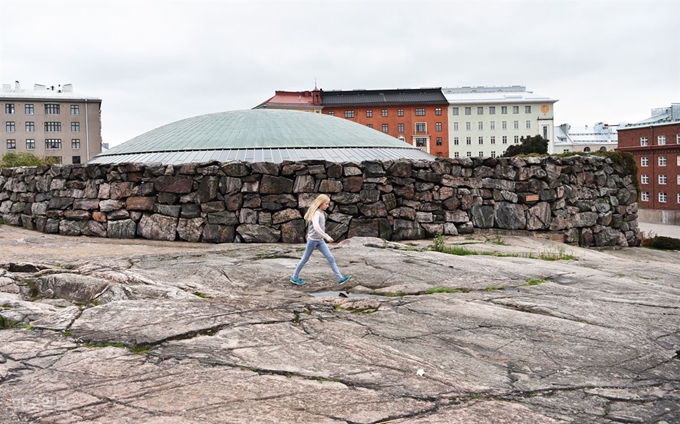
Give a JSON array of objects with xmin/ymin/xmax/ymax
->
[
  {"xmin": 422, "ymin": 287, "xmax": 463, "ymax": 294},
  {"xmin": 24, "ymin": 325, "xmax": 35, "ymax": 330},
  {"xmin": 485, "ymin": 235, "xmax": 507, "ymax": 245},
  {"xmin": 128, "ymin": 346, "xmax": 152, "ymax": 355},
  {"xmin": 1, "ymin": 304, "xmax": 13, "ymax": 309},
  {"xmin": 636, "ymin": 275, "xmax": 658, "ymax": 281},
  {"xmin": 54, "ymin": 263, "xmax": 74, "ymax": 270},
  {"xmin": 63, "ymin": 329, "xmax": 71, "ymax": 337},
  {"xmin": 346, "ymin": 306, "xmax": 380, "ymax": 314},
  {"xmin": 0, "ymin": 316, "xmax": 19, "ymax": 329},
  {"xmin": 527, "ymin": 247, "xmax": 578, "ymax": 261},
  {"xmin": 83, "ymin": 341, "xmax": 151, "ymax": 355},
  {"xmin": 484, "ymin": 286, "xmax": 503, "ymax": 291},
  {"xmin": 382, "ymin": 292, "xmax": 408, "ymax": 297},
  {"xmin": 522, "ymin": 278, "xmax": 547, "ymax": 286},
  {"xmin": 192, "ymin": 291, "xmax": 212, "ymax": 299},
  {"xmin": 20, "ymin": 278, "xmax": 39, "ymax": 297},
  {"xmin": 431, "ymin": 234, "xmax": 578, "ymax": 261}
]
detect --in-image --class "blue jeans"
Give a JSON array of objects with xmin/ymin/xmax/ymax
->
[{"xmin": 292, "ymin": 239, "xmax": 342, "ymax": 280}]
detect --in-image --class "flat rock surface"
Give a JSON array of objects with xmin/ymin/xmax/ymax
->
[{"xmin": 0, "ymin": 225, "xmax": 678, "ymax": 423}]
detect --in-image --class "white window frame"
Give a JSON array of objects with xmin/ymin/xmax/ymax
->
[
  {"xmin": 490, "ymin": 121, "xmax": 495, "ymax": 130},
  {"xmin": 659, "ymin": 156, "xmax": 667, "ymax": 166},
  {"xmin": 452, "ymin": 107, "xmax": 459, "ymax": 116},
  {"xmin": 659, "ymin": 192, "xmax": 667, "ymax": 203},
  {"xmin": 641, "ymin": 157, "xmax": 649, "ymax": 167},
  {"xmin": 640, "ymin": 137, "xmax": 648, "ymax": 146},
  {"xmin": 641, "ymin": 175, "xmax": 649, "ymax": 184},
  {"xmin": 659, "ymin": 174, "xmax": 667, "ymax": 185},
  {"xmin": 658, "ymin": 135, "xmax": 666, "ymax": 145},
  {"xmin": 641, "ymin": 192, "xmax": 649, "ymax": 202}
]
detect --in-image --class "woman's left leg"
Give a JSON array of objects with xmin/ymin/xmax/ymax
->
[{"xmin": 317, "ymin": 240, "xmax": 343, "ymax": 280}]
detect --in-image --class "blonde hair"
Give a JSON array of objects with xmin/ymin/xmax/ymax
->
[{"xmin": 304, "ymin": 194, "xmax": 330, "ymax": 222}]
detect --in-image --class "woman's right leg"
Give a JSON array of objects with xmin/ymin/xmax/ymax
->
[{"xmin": 292, "ymin": 239, "xmax": 319, "ymax": 279}]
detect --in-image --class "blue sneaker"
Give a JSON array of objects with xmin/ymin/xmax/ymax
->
[
  {"xmin": 290, "ymin": 277, "xmax": 306, "ymax": 285},
  {"xmin": 338, "ymin": 275, "xmax": 352, "ymax": 285}
]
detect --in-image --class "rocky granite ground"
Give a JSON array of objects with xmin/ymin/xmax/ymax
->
[{"xmin": 0, "ymin": 225, "xmax": 678, "ymax": 423}]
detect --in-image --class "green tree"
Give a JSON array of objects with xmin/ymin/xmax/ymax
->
[
  {"xmin": 0, "ymin": 152, "xmax": 59, "ymax": 169},
  {"xmin": 502, "ymin": 135, "xmax": 549, "ymax": 157}
]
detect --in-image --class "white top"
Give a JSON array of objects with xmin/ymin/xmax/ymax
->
[{"xmin": 308, "ymin": 210, "xmax": 331, "ymax": 241}]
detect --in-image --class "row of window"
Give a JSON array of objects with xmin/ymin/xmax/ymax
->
[
  {"xmin": 453, "ymin": 135, "xmax": 522, "ymax": 145},
  {"xmin": 640, "ymin": 192, "xmax": 680, "ymax": 203},
  {"xmin": 640, "ymin": 174, "xmax": 680, "ymax": 185},
  {"xmin": 452, "ymin": 105, "xmax": 531, "ymax": 116},
  {"xmin": 365, "ymin": 122, "xmax": 443, "ymax": 133},
  {"xmin": 4, "ymin": 121, "xmax": 81, "ymax": 132},
  {"xmin": 452, "ymin": 121, "xmax": 532, "ymax": 131},
  {"xmin": 452, "ymin": 151, "xmax": 504, "ymax": 158},
  {"xmin": 339, "ymin": 107, "xmax": 443, "ymax": 119},
  {"xmin": 4, "ymin": 139, "xmax": 80, "ymax": 150},
  {"xmin": 4, "ymin": 104, "xmax": 79, "ymax": 115},
  {"xmin": 412, "ymin": 137, "xmax": 443, "ymax": 147},
  {"xmin": 639, "ymin": 155, "xmax": 680, "ymax": 167},
  {"xmin": 639, "ymin": 135, "xmax": 680, "ymax": 146}
]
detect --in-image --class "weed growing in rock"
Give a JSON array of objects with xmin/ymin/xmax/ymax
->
[
  {"xmin": 192, "ymin": 291, "xmax": 212, "ymax": 299},
  {"xmin": 485, "ymin": 235, "xmax": 507, "ymax": 245},
  {"xmin": 82, "ymin": 341, "xmax": 151, "ymax": 355},
  {"xmin": 431, "ymin": 234, "xmax": 578, "ymax": 261},
  {"xmin": 0, "ymin": 316, "xmax": 18, "ymax": 328},
  {"xmin": 484, "ymin": 286, "xmax": 503, "ymax": 291},
  {"xmin": 522, "ymin": 279, "xmax": 547, "ymax": 286},
  {"xmin": 20, "ymin": 278, "xmax": 38, "ymax": 297},
  {"xmin": 1, "ymin": 304, "xmax": 13, "ymax": 309},
  {"xmin": 422, "ymin": 287, "xmax": 462, "ymax": 294},
  {"xmin": 525, "ymin": 247, "xmax": 577, "ymax": 261}
]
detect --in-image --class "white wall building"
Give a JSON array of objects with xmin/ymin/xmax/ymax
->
[
  {"xmin": 1, "ymin": 81, "xmax": 102, "ymax": 165},
  {"xmin": 553, "ymin": 122, "xmax": 619, "ymax": 153},
  {"xmin": 442, "ymin": 85, "xmax": 558, "ymax": 158}
]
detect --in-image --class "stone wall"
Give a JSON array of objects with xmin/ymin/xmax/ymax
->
[{"xmin": 0, "ymin": 156, "xmax": 641, "ymax": 247}]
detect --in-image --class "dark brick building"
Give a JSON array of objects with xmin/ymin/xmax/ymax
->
[
  {"xmin": 320, "ymin": 88, "xmax": 449, "ymax": 158},
  {"xmin": 617, "ymin": 104, "xmax": 680, "ymax": 223}
]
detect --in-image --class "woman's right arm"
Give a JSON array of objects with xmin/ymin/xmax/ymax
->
[{"xmin": 311, "ymin": 210, "xmax": 332, "ymax": 242}]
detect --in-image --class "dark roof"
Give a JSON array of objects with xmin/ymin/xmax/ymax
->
[{"xmin": 321, "ymin": 88, "xmax": 448, "ymax": 107}]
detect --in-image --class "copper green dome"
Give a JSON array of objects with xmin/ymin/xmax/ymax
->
[{"xmin": 90, "ymin": 109, "xmax": 434, "ymax": 164}]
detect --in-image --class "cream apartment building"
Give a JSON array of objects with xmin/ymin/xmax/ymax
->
[
  {"xmin": 443, "ymin": 85, "xmax": 558, "ymax": 158},
  {"xmin": 1, "ymin": 81, "xmax": 102, "ymax": 165}
]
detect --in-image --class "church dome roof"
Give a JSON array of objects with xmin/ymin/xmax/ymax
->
[{"xmin": 90, "ymin": 109, "xmax": 434, "ymax": 164}]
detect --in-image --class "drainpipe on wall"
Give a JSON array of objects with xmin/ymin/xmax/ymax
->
[{"xmin": 85, "ymin": 99, "xmax": 90, "ymax": 161}]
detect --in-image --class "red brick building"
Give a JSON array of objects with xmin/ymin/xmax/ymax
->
[
  {"xmin": 617, "ymin": 104, "xmax": 680, "ymax": 223},
  {"xmin": 320, "ymin": 88, "xmax": 449, "ymax": 158}
]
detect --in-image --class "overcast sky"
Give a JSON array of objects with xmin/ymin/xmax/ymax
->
[{"xmin": 1, "ymin": 0, "xmax": 679, "ymax": 147}]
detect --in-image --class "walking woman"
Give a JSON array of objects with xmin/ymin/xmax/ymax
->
[{"xmin": 290, "ymin": 194, "xmax": 352, "ymax": 286}]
